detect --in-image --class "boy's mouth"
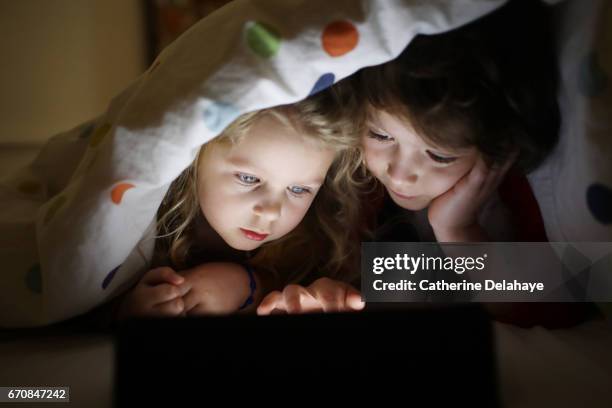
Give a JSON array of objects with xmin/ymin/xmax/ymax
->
[
  {"xmin": 388, "ymin": 188, "xmax": 417, "ymax": 200},
  {"xmin": 240, "ymin": 228, "xmax": 269, "ymax": 241}
]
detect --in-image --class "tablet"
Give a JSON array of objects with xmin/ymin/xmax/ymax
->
[{"xmin": 116, "ymin": 305, "xmax": 497, "ymax": 405}]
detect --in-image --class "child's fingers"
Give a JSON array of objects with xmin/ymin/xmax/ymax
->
[
  {"xmin": 141, "ymin": 267, "xmax": 184, "ymax": 286},
  {"xmin": 481, "ymin": 150, "xmax": 519, "ymax": 198},
  {"xmin": 149, "ymin": 283, "xmax": 183, "ymax": 305},
  {"xmin": 345, "ymin": 286, "xmax": 366, "ymax": 311},
  {"xmin": 466, "ymin": 155, "xmax": 490, "ymax": 190},
  {"xmin": 256, "ymin": 291, "xmax": 284, "ymax": 315},
  {"xmin": 176, "ymin": 281, "xmax": 192, "ymax": 297},
  {"xmin": 450, "ymin": 154, "xmax": 488, "ymax": 201},
  {"xmin": 282, "ymin": 285, "xmax": 307, "ymax": 314},
  {"xmin": 153, "ymin": 297, "xmax": 185, "ymax": 316},
  {"xmin": 308, "ymin": 285, "xmax": 344, "ymax": 313},
  {"xmin": 182, "ymin": 288, "xmax": 209, "ymax": 313}
]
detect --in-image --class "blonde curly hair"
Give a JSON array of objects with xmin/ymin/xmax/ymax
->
[{"xmin": 153, "ymin": 85, "xmax": 375, "ymax": 286}]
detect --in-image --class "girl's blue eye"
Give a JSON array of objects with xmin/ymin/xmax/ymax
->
[
  {"xmin": 426, "ymin": 150, "xmax": 457, "ymax": 164},
  {"xmin": 288, "ymin": 186, "xmax": 311, "ymax": 196},
  {"xmin": 368, "ymin": 130, "xmax": 393, "ymax": 142},
  {"xmin": 236, "ymin": 173, "xmax": 259, "ymax": 184}
]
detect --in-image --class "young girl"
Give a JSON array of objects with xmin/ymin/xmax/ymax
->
[{"xmin": 117, "ymin": 86, "xmax": 368, "ymax": 319}]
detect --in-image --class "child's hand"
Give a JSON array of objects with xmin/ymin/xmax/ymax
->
[
  {"xmin": 428, "ymin": 152, "xmax": 517, "ymax": 242},
  {"xmin": 256, "ymin": 277, "xmax": 364, "ymax": 315},
  {"xmin": 181, "ymin": 262, "xmax": 252, "ymax": 315},
  {"xmin": 117, "ymin": 267, "xmax": 189, "ymax": 319}
]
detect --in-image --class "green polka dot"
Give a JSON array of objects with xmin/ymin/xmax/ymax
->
[
  {"xmin": 89, "ymin": 123, "xmax": 112, "ymax": 148},
  {"xmin": 17, "ymin": 180, "xmax": 41, "ymax": 195},
  {"xmin": 43, "ymin": 194, "xmax": 67, "ymax": 226},
  {"xmin": 25, "ymin": 263, "xmax": 42, "ymax": 294},
  {"xmin": 246, "ymin": 22, "xmax": 281, "ymax": 58}
]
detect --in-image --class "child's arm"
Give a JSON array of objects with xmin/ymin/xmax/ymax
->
[
  {"xmin": 428, "ymin": 153, "xmax": 517, "ymax": 242},
  {"xmin": 117, "ymin": 267, "xmax": 190, "ymax": 319},
  {"xmin": 256, "ymin": 277, "xmax": 364, "ymax": 315},
  {"xmin": 180, "ymin": 262, "xmax": 263, "ymax": 315}
]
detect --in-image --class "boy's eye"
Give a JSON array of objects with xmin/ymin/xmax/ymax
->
[
  {"xmin": 236, "ymin": 173, "xmax": 260, "ymax": 184},
  {"xmin": 288, "ymin": 186, "xmax": 311, "ymax": 196},
  {"xmin": 367, "ymin": 130, "xmax": 393, "ymax": 142},
  {"xmin": 426, "ymin": 150, "xmax": 457, "ymax": 164}
]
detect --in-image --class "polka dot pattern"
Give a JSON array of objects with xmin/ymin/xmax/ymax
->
[
  {"xmin": 102, "ymin": 265, "xmax": 121, "ymax": 289},
  {"xmin": 203, "ymin": 102, "xmax": 240, "ymax": 134},
  {"xmin": 322, "ymin": 20, "xmax": 359, "ymax": 57},
  {"xmin": 43, "ymin": 194, "xmax": 67, "ymax": 226},
  {"xmin": 246, "ymin": 22, "xmax": 281, "ymax": 58},
  {"xmin": 587, "ymin": 183, "xmax": 612, "ymax": 224},
  {"xmin": 111, "ymin": 183, "xmax": 135, "ymax": 205},
  {"xmin": 578, "ymin": 51, "xmax": 609, "ymax": 98},
  {"xmin": 25, "ymin": 263, "xmax": 42, "ymax": 294},
  {"xmin": 309, "ymin": 73, "xmax": 335, "ymax": 95},
  {"xmin": 89, "ymin": 123, "xmax": 112, "ymax": 148}
]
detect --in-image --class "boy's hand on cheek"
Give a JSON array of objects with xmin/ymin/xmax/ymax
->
[
  {"xmin": 117, "ymin": 267, "xmax": 189, "ymax": 319},
  {"xmin": 256, "ymin": 277, "xmax": 364, "ymax": 315},
  {"xmin": 428, "ymin": 152, "xmax": 517, "ymax": 242}
]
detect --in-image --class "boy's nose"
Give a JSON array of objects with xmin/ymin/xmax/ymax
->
[
  {"xmin": 386, "ymin": 161, "xmax": 418, "ymax": 186},
  {"xmin": 253, "ymin": 200, "xmax": 282, "ymax": 221}
]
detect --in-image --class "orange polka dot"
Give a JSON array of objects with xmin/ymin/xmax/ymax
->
[
  {"xmin": 322, "ymin": 20, "xmax": 359, "ymax": 57},
  {"xmin": 111, "ymin": 183, "xmax": 135, "ymax": 205}
]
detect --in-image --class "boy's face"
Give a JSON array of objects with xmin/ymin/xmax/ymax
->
[
  {"xmin": 198, "ymin": 114, "xmax": 335, "ymax": 251},
  {"xmin": 362, "ymin": 109, "xmax": 479, "ymax": 211}
]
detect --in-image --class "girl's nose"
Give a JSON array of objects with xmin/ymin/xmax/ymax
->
[{"xmin": 253, "ymin": 200, "xmax": 282, "ymax": 221}]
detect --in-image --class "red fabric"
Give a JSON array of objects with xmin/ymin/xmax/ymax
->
[{"xmin": 498, "ymin": 170, "xmax": 548, "ymax": 242}]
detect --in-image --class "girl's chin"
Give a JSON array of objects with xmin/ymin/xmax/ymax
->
[{"xmin": 224, "ymin": 235, "xmax": 265, "ymax": 251}]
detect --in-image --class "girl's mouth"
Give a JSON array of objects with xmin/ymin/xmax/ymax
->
[{"xmin": 240, "ymin": 228, "xmax": 269, "ymax": 241}]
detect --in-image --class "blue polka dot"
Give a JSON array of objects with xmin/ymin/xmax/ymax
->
[
  {"xmin": 587, "ymin": 183, "xmax": 612, "ymax": 224},
  {"xmin": 25, "ymin": 263, "xmax": 42, "ymax": 294},
  {"xmin": 578, "ymin": 52, "xmax": 609, "ymax": 98},
  {"xmin": 308, "ymin": 73, "xmax": 335, "ymax": 96},
  {"xmin": 102, "ymin": 265, "xmax": 121, "ymax": 290},
  {"xmin": 202, "ymin": 102, "xmax": 240, "ymax": 134}
]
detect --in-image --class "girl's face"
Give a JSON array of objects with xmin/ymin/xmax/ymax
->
[
  {"xmin": 198, "ymin": 114, "xmax": 335, "ymax": 251},
  {"xmin": 362, "ymin": 109, "xmax": 480, "ymax": 211}
]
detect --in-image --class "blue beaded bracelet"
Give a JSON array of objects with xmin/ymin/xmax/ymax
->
[{"xmin": 239, "ymin": 264, "xmax": 256, "ymax": 310}]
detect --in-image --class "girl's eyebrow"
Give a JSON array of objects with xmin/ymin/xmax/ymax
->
[
  {"xmin": 227, "ymin": 155, "xmax": 260, "ymax": 170},
  {"xmin": 228, "ymin": 155, "xmax": 324, "ymax": 186}
]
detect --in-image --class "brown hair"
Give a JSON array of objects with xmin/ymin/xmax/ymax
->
[{"xmin": 352, "ymin": 0, "xmax": 560, "ymax": 172}]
